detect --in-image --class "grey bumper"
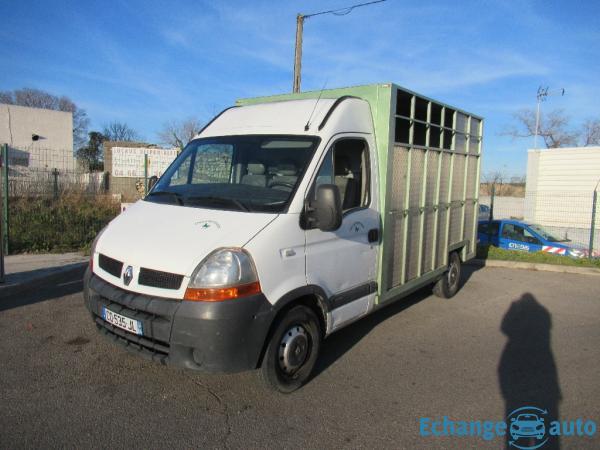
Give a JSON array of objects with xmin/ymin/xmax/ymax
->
[{"xmin": 83, "ymin": 267, "xmax": 274, "ymax": 373}]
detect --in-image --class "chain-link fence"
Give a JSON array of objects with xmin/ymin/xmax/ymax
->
[
  {"xmin": 1, "ymin": 144, "xmax": 120, "ymax": 254},
  {"xmin": 480, "ymin": 186, "xmax": 599, "ymax": 256}
]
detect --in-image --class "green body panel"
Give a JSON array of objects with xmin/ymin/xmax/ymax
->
[{"xmin": 237, "ymin": 83, "xmax": 483, "ymax": 303}]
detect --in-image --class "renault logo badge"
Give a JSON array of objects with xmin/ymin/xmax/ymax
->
[{"xmin": 123, "ymin": 266, "xmax": 133, "ymax": 286}]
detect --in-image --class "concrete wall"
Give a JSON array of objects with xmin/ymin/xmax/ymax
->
[
  {"xmin": 0, "ymin": 103, "xmax": 75, "ymax": 171},
  {"xmin": 479, "ymin": 195, "xmax": 524, "ymax": 219},
  {"xmin": 525, "ymin": 147, "xmax": 600, "ymax": 228}
]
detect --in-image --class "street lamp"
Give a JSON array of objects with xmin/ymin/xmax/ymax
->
[{"xmin": 293, "ymin": 0, "xmax": 386, "ymax": 93}]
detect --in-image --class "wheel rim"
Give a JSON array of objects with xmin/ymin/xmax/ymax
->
[
  {"xmin": 448, "ymin": 258, "xmax": 459, "ymax": 287},
  {"xmin": 278, "ymin": 325, "xmax": 310, "ymax": 375}
]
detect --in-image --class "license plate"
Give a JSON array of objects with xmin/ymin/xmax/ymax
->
[{"xmin": 102, "ymin": 307, "xmax": 143, "ymax": 336}]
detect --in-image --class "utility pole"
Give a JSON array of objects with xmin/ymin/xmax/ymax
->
[
  {"xmin": 534, "ymin": 86, "xmax": 565, "ymax": 149},
  {"xmin": 292, "ymin": 0, "xmax": 386, "ymax": 93},
  {"xmin": 293, "ymin": 14, "xmax": 304, "ymax": 94}
]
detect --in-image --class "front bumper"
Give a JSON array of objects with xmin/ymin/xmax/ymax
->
[{"xmin": 83, "ymin": 267, "xmax": 274, "ymax": 373}]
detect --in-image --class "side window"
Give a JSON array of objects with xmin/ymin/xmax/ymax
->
[
  {"xmin": 502, "ymin": 224, "xmax": 538, "ymax": 243},
  {"xmin": 313, "ymin": 138, "xmax": 369, "ymax": 212},
  {"xmin": 314, "ymin": 148, "xmax": 334, "ymax": 190},
  {"xmin": 169, "ymin": 152, "xmax": 192, "ymax": 186},
  {"xmin": 502, "ymin": 224, "xmax": 518, "ymax": 240}
]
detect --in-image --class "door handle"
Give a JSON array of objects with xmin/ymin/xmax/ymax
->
[{"xmin": 368, "ymin": 228, "xmax": 379, "ymax": 243}]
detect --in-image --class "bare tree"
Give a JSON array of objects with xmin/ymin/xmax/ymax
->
[
  {"xmin": 581, "ymin": 119, "xmax": 600, "ymax": 146},
  {"xmin": 158, "ymin": 118, "xmax": 203, "ymax": 148},
  {"xmin": 0, "ymin": 87, "xmax": 90, "ymax": 149},
  {"xmin": 504, "ymin": 108, "xmax": 578, "ymax": 148},
  {"xmin": 102, "ymin": 121, "xmax": 139, "ymax": 142}
]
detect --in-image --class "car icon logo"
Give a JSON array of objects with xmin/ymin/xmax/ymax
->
[{"xmin": 123, "ymin": 266, "xmax": 133, "ymax": 286}]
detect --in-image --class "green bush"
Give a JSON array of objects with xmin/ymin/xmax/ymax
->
[
  {"xmin": 476, "ymin": 245, "xmax": 600, "ymax": 269},
  {"xmin": 8, "ymin": 194, "xmax": 120, "ymax": 254}
]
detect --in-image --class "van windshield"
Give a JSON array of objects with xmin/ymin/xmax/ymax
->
[{"xmin": 147, "ymin": 135, "xmax": 320, "ymax": 213}]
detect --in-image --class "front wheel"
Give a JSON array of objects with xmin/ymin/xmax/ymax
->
[
  {"xmin": 433, "ymin": 251, "xmax": 461, "ymax": 298},
  {"xmin": 259, "ymin": 305, "xmax": 322, "ymax": 393}
]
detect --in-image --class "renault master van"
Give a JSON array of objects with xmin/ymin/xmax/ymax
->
[{"xmin": 84, "ymin": 83, "xmax": 482, "ymax": 392}]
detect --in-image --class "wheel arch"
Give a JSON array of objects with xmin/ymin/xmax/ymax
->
[{"xmin": 255, "ymin": 285, "xmax": 329, "ymax": 369}]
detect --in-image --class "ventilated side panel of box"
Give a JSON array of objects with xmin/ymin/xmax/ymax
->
[
  {"xmin": 451, "ymin": 154, "xmax": 466, "ymax": 201},
  {"xmin": 405, "ymin": 211, "xmax": 422, "ymax": 281},
  {"xmin": 465, "ymin": 154, "xmax": 479, "ymax": 253},
  {"xmin": 405, "ymin": 150, "xmax": 426, "ymax": 281},
  {"xmin": 436, "ymin": 209, "xmax": 448, "ymax": 268},
  {"xmin": 425, "ymin": 152, "xmax": 440, "ymax": 207},
  {"xmin": 387, "ymin": 146, "xmax": 409, "ymax": 289},
  {"xmin": 421, "ymin": 151, "xmax": 440, "ymax": 273},
  {"xmin": 388, "ymin": 215, "xmax": 404, "ymax": 289},
  {"xmin": 466, "ymin": 155, "xmax": 478, "ymax": 200},
  {"xmin": 439, "ymin": 153, "xmax": 451, "ymax": 204},
  {"xmin": 422, "ymin": 210, "xmax": 436, "ymax": 273},
  {"xmin": 449, "ymin": 205, "xmax": 463, "ymax": 244},
  {"xmin": 388, "ymin": 146, "xmax": 409, "ymax": 211},
  {"xmin": 464, "ymin": 202, "xmax": 475, "ymax": 253},
  {"xmin": 408, "ymin": 149, "xmax": 426, "ymax": 208}
]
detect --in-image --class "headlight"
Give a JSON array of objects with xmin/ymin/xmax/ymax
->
[{"xmin": 184, "ymin": 248, "xmax": 261, "ymax": 301}]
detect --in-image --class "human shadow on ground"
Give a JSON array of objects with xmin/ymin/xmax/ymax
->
[{"xmin": 498, "ymin": 292, "xmax": 561, "ymax": 450}]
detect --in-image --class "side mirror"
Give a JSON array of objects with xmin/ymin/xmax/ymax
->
[
  {"xmin": 148, "ymin": 175, "xmax": 159, "ymax": 191},
  {"xmin": 311, "ymin": 184, "xmax": 342, "ymax": 232}
]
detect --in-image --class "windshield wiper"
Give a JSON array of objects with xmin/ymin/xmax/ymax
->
[
  {"xmin": 146, "ymin": 191, "xmax": 184, "ymax": 205},
  {"xmin": 186, "ymin": 196, "xmax": 250, "ymax": 212}
]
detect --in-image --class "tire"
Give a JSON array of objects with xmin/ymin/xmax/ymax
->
[
  {"xmin": 259, "ymin": 305, "xmax": 322, "ymax": 393},
  {"xmin": 433, "ymin": 251, "xmax": 461, "ymax": 299}
]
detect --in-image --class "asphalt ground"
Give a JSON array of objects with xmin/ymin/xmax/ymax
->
[{"xmin": 0, "ymin": 265, "xmax": 599, "ymax": 449}]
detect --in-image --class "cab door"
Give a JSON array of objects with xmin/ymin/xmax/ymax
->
[{"xmin": 304, "ymin": 136, "xmax": 380, "ymax": 331}]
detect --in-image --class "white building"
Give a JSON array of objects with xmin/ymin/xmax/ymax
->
[
  {"xmin": 525, "ymin": 146, "xmax": 600, "ymax": 247},
  {"xmin": 0, "ymin": 103, "xmax": 76, "ymax": 171}
]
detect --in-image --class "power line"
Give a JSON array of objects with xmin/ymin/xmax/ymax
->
[{"xmin": 304, "ymin": 0, "xmax": 386, "ymax": 19}]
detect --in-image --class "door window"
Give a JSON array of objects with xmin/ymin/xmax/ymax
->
[
  {"xmin": 312, "ymin": 138, "xmax": 369, "ymax": 212},
  {"xmin": 502, "ymin": 224, "xmax": 541, "ymax": 245}
]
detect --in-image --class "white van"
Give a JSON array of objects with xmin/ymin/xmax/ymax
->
[{"xmin": 84, "ymin": 83, "xmax": 482, "ymax": 392}]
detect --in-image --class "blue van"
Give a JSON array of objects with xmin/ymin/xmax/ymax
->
[{"xmin": 477, "ymin": 219, "xmax": 589, "ymax": 258}]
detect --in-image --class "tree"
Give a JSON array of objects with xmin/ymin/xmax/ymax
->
[
  {"xmin": 0, "ymin": 87, "xmax": 90, "ymax": 149},
  {"xmin": 102, "ymin": 121, "xmax": 139, "ymax": 142},
  {"xmin": 76, "ymin": 131, "xmax": 104, "ymax": 171},
  {"xmin": 505, "ymin": 108, "xmax": 578, "ymax": 148},
  {"xmin": 158, "ymin": 117, "xmax": 203, "ymax": 149},
  {"xmin": 581, "ymin": 119, "xmax": 600, "ymax": 146}
]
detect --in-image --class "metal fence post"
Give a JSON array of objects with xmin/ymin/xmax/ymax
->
[
  {"xmin": 1, "ymin": 143, "xmax": 8, "ymax": 255},
  {"xmin": 52, "ymin": 168, "xmax": 59, "ymax": 200},
  {"xmin": 589, "ymin": 187, "xmax": 598, "ymax": 258},
  {"xmin": 144, "ymin": 154, "xmax": 148, "ymax": 195},
  {"xmin": 487, "ymin": 183, "xmax": 495, "ymax": 243}
]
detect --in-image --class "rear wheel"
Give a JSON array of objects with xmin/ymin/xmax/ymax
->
[
  {"xmin": 259, "ymin": 305, "xmax": 322, "ymax": 393},
  {"xmin": 433, "ymin": 251, "xmax": 461, "ymax": 298}
]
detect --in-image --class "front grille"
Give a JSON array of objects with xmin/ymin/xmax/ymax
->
[
  {"xmin": 138, "ymin": 268, "xmax": 184, "ymax": 290},
  {"xmin": 99, "ymin": 253, "xmax": 123, "ymax": 278}
]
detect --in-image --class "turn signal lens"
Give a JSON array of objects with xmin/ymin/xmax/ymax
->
[{"xmin": 184, "ymin": 281, "xmax": 261, "ymax": 302}]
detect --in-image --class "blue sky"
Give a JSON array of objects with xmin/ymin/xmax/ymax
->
[{"xmin": 1, "ymin": 0, "xmax": 599, "ymax": 176}]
